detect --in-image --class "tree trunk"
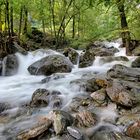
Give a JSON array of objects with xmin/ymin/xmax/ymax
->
[
  {"xmin": 23, "ymin": 6, "xmax": 28, "ymax": 35},
  {"xmin": 18, "ymin": 5, "xmax": 23, "ymax": 39},
  {"xmin": 117, "ymin": 0, "xmax": 131, "ymax": 55},
  {"xmin": 6, "ymin": 0, "xmax": 11, "ymax": 37},
  {"xmin": 72, "ymin": 0, "xmax": 75, "ymax": 38},
  {"xmin": 10, "ymin": 0, "xmax": 14, "ymax": 36},
  {"xmin": 40, "ymin": 0, "xmax": 45, "ymax": 33},
  {"xmin": 0, "ymin": 5, "xmax": 2, "ymax": 32}
]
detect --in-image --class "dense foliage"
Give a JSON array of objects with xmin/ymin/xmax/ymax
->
[{"xmin": 0, "ymin": 0, "xmax": 140, "ymax": 50}]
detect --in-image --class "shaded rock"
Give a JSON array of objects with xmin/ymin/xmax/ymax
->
[
  {"xmin": 70, "ymin": 78, "xmax": 100, "ymax": 92},
  {"xmin": 132, "ymin": 46, "xmax": 140, "ymax": 56},
  {"xmin": 0, "ymin": 60, "xmax": 2, "ymax": 75},
  {"xmin": 0, "ymin": 102, "xmax": 10, "ymax": 114},
  {"xmin": 2, "ymin": 54, "xmax": 19, "ymax": 76},
  {"xmin": 17, "ymin": 118, "xmax": 52, "ymax": 140},
  {"xmin": 30, "ymin": 89, "xmax": 62, "ymax": 108},
  {"xmin": 74, "ymin": 111, "xmax": 96, "ymax": 128},
  {"xmin": 79, "ymin": 49, "xmax": 95, "ymax": 68},
  {"xmin": 126, "ymin": 120, "xmax": 140, "ymax": 139},
  {"xmin": 91, "ymin": 131, "xmax": 136, "ymax": 140},
  {"xmin": 107, "ymin": 64, "xmax": 140, "ymax": 82},
  {"xmin": 50, "ymin": 110, "xmax": 74, "ymax": 135},
  {"xmin": 63, "ymin": 48, "xmax": 79, "ymax": 64},
  {"xmin": 12, "ymin": 42, "xmax": 27, "ymax": 55},
  {"xmin": 100, "ymin": 56, "xmax": 129, "ymax": 64},
  {"xmin": 131, "ymin": 57, "xmax": 140, "ymax": 68},
  {"xmin": 30, "ymin": 89, "xmax": 50, "ymax": 107},
  {"xmin": 65, "ymin": 95, "xmax": 95, "ymax": 113},
  {"xmin": 41, "ymin": 73, "xmax": 66, "ymax": 83},
  {"xmin": 67, "ymin": 126, "xmax": 84, "ymax": 140},
  {"xmin": 28, "ymin": 54, "xmax": 73, "ymax": 76},
  {"xmin": 117, "ymin": 113, "xmax": 140, "ymax": 126}
]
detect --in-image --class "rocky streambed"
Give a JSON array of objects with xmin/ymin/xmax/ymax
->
[{"xmin": 0, "ymin": 40, "xmax": 140, "ymax": 140}]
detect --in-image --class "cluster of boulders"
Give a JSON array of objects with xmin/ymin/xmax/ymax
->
[{"xmin": 4, "ymin": 63, "xmax": 137, "ymax": 139}]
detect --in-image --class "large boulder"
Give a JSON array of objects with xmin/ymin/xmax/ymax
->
[
  {"xmin": 28, "ymin": 54, "xmax": 73, "ymax": 75},
  {"xmin": 63, "ymin": 47, "xmax": 79, "ymax": 65},
  {"xmin": 131, "ymin": 57, "xmax": 140, "ymax": 68},
  {"xmin": 2, "ymin": 54, "xmax": 19, "ymax": 76}
]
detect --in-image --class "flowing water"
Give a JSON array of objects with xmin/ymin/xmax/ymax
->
[{"xmin": 0, "ymin": 41, "xmax": 137, "ymax": 139}]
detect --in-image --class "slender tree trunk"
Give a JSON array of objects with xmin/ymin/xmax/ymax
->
[
  {"xmin": 23, "ymin": 5, "xmax": 28, "ymax": 35},
  {"xmin": 72, "ymin": 0, "xmax": 75, "ymax": 38},
  {"xmin": 77, "ymin": 9, "xmax": 80, "ymax": 38},
  {"xmin": 10, "ymin": 0, "xmax": 13, "ymax": 36},
  {"xmin": 117, "ymin": 0, "xmax": 131, "ymax": 55},
  {"xmin": 0, "ymin": 5, "xmax": 2, "ymax": 32},
  {"xmin": 18, "ymin": 5, "xmax": 23, "ymax": 38},
  {"xmin": 49, "ymin": 0, "xmax": 56, "ymax": 38},
  {"xmin": 40, "ymin": 0, "xmax": 45, "ymax": 33},
  {"xmin": 6, "ymin": 0, "xmax": 11, "ymax": 37}
]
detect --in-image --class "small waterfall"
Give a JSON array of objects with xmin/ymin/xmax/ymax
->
[{"xmin": 2, "ymin": 56, "xmax": 7, "ymax": 76}]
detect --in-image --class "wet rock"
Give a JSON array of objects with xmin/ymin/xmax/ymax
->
[
  {"xmin": 131, "ymin": 57, "xmax": 140, "ymax": 68},
  {"xmin": 107, "ymin": 64, "xmax": 140, "ymax": 82},
  {"xmin": 70, "ymin": 78, "xmax": 101, "ymax": 92},
  {"xmin": 91, "ymin": 89, "xmax": 106, "ymax": 104},
  {"xmin": 41, "ymin": 73, "xmax": 66, "ymax": 83},
  {"xmin": 12, "ymin": 42, "xmax": 27, "ymax": 55},
  {"xmin": 64, "ymin": 95, "xmax": 95, "ymax": 113},
  {"xmin": 117, "ymin": 113, "xmax": 140, "ymax": 126},
  {"xmin": 106, "ymin": 80, "xmax": 137, "ymax": 107},
  {"xmin": 74, "ymin": 111, "xmax": 96, "ymax": 128},
  {"xmin": 126, "ymin": 120, "xmax": 140, "ymax": 139},
  {"xmin": 79, "ymin": 49, "xmax": 95, "ymax": 68},
  {"xmin": 28, "ymin": 54, "xmax": 73, "ymax": 76},
  {"xmin": 132, "ymin": 46, "xmax": 140, "ymax": 56},
  {"xmin": 67, "ymin": 126, "xmax": 84, "ymax": 139},
  {"xmin": 100, "ymin": 56, "xmax": 129, "ymax": 64},
  {"xmin": 30, "ymin": 89, "xmax": 62, "ymax": 108},
  {"xmin": 0, "ymin": 102, "xmax": 10, "ymax": 113},
  {"xmin": 17, "ymin": 118, "xmax": 52, "ymax": 140},
  {"xmin": 30, "ymin": 89, "xmax": 50, "ymax": 107},
  {"xmin": 91, "ymin": 131, "xmax": 136, "ymax": 140},
  {"xmin": 50, "ymin": 110, "xmax": 74, "ymax": 135},
  {"xmin": 2, "ymin": 54, "xmax": 19, "ymax": 76},
  {"xmin": 63, "ymin": 47, "xmax": 79, "ymax": 65}
]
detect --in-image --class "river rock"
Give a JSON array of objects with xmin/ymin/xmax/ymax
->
[
  {"xmin": 41, "ymin": 73, "xmax": 66, "ymax": 83},
  {"xmin": 100, "ymin": 56, "xmax": 129, "ymax": 64},
  {"xmin": 106, "ymin": 80, "xmax": 137, "ymax": 107},
  {"xmin": 28, "ymin": 54, "xmax": 73, "ymax": 75},
  {"xmin": 107, "ymin": 64, "xmax": 140, "ymax": 82},
  {"xmin": 79, "ymin": 49, "xmax": 95, "ymax": 68},
  {"xmin": 131, "ymin": 57, "xmax": 140, "ymax": 68},
  {"xmin": 67, "ymin": 126, "xmax": 84, "ymax": 139},
  {"xmin": 17, "ymin": 118, "xmax": 52, "ymax": 140},
  {"xmin": 70, "ymin": 78, "xmax": 101, "ymax": 92},
  {"xmin": 49, "ymin": 110, "xmax": 74, "ymax": 135},
  {"xmin": 90, "ymin": 89, "xmax": 106, "ymax": 104},
  {"xmin": 0, "ymin": 102, "xmax": 10, "ymax": 114},
  {"xmin": 132, "ymin": 46, "xmax": 140, "ymax": 56},
  {"xmin": 2, "ymin": 54, "xmax": 19, "ymax": 76},
  {"xmin": 63, "ymin": 47, "xmax": 79, "ymax": 64},
  {"xmin": 126, "ymin": 120, "xmax": 140, "ymax": 139},
  {"xmin": 30, "ymin": 89, "xmax": 62, "ymax": 108},
  {"xmin": 74, "ymin": 111, "xmax": 97, "ymax": 128},
  {"xmin": 91, "ymin": 131, "xmax": 136, "ymax": 140}
]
